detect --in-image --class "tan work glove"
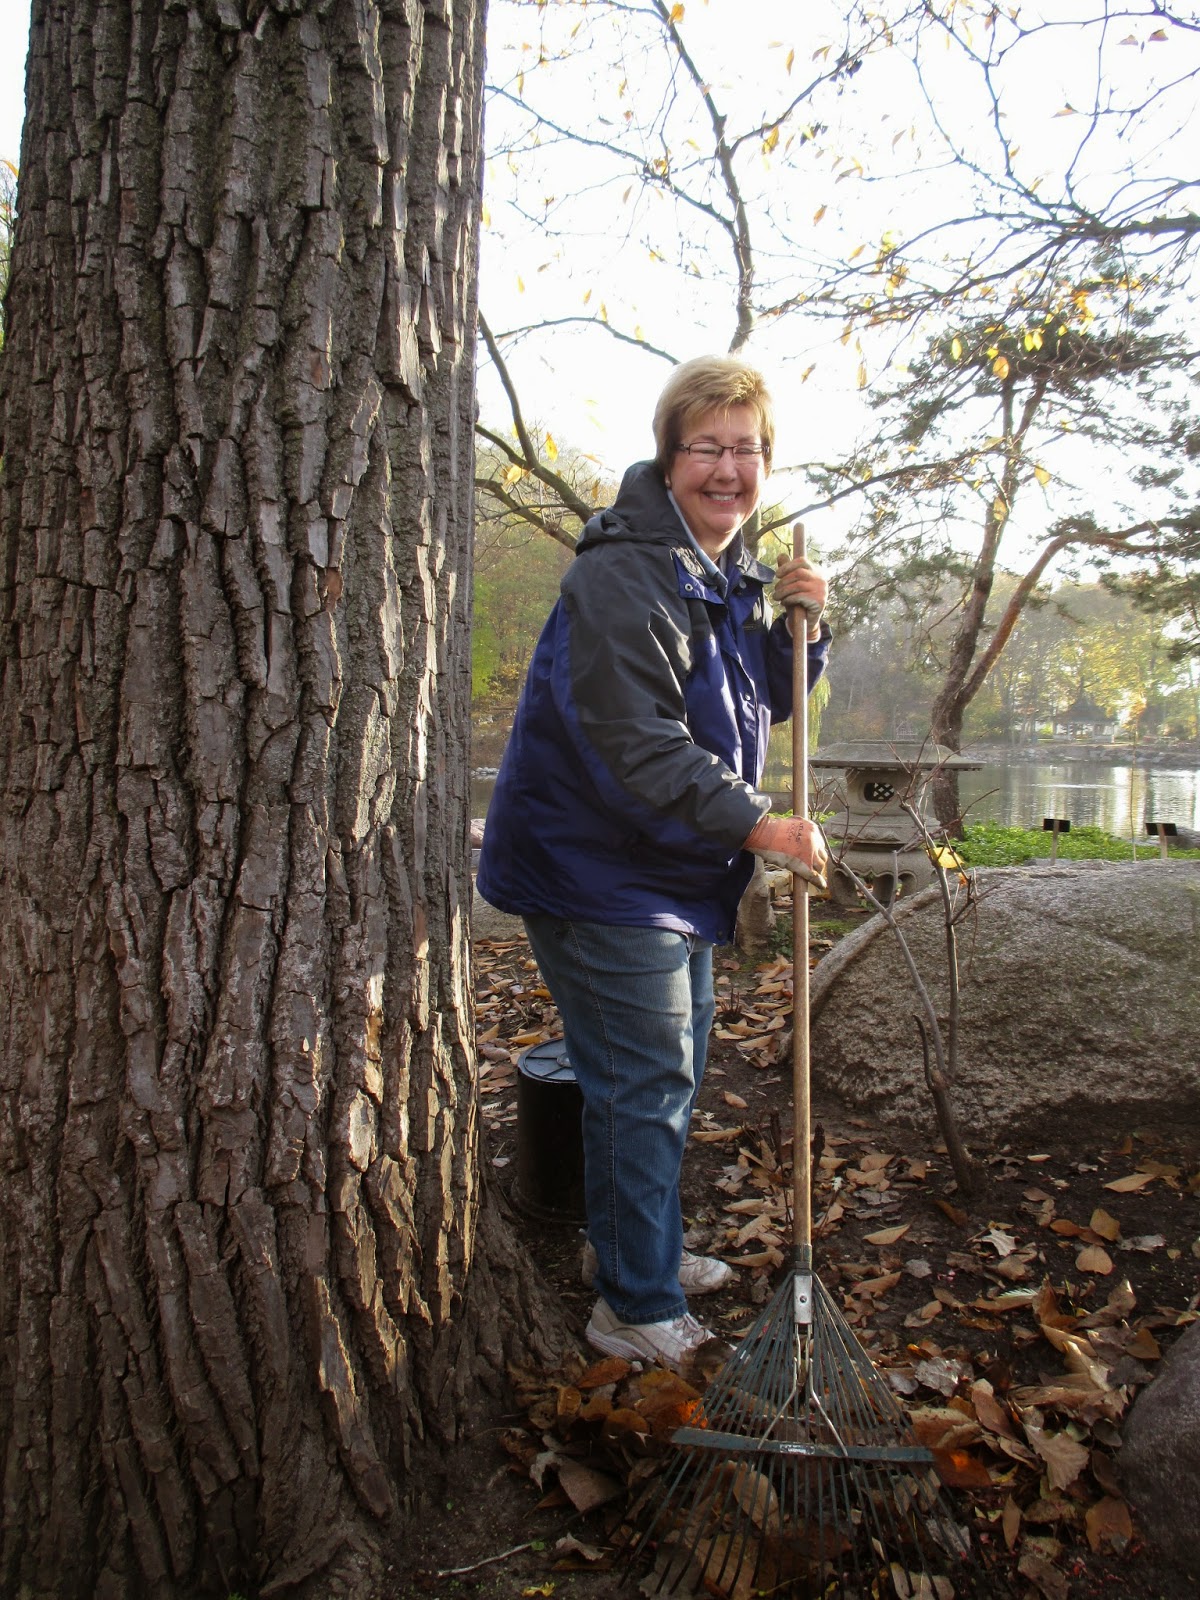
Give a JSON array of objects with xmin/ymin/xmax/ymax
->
[
  {"xmin": 773, "ymin": 554, "xmax": 828, "ymax": 641},
  {"xmin": 744, "ymin": 814, "xmax": 829, "ymax": 890}
]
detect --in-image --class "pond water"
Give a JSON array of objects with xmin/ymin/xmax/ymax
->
[
  {"xmin": 766, "ymin": 755, "xmax": 1200, "ymax": 836},
  {"xmin": 472, "ymin": 751, "xmax": 1200, "ymax": 835},
  {"xmin": 958, "ymin": 759, "xmax": 1200, "ymax": 834}
]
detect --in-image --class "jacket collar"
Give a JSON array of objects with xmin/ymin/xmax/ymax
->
[{"xmin": 579, "ymin": 462, "xmax": 775, "ymax": 587}]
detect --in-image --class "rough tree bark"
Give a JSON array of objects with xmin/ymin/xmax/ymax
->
[{"xmin": 0, "ymin": 2, "xmax": 563, "ymax": 1596}]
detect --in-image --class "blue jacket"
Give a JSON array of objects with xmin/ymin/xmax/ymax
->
[{"xmin": 476, "ymin": 463, "xmax": 830, "ymax": 943}]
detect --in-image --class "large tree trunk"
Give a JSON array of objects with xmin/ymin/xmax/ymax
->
[{"xmin": 0, "ymin": 3, "xmax": 563, "ymax": 1595}]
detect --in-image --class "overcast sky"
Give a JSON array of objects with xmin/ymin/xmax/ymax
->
[{"xmin": 0, "ymin": 3, "xmax": 29, "ymax": 167}]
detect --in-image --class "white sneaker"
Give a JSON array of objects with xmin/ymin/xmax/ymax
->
[
  {"xmin": 586, "ymin": 1297, "xmax": 719, "ymax": 1372},
  {"xmin": 580, "ymin": 1238, "xmax": 734, "ymax": 1295}
]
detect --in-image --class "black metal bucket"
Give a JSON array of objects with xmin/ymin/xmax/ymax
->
[{"xmin": 513, "ymin": 1039, "xmax": 587, "ymax": 1225}]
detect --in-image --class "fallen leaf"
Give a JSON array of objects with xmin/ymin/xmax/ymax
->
[
  {"xmin": 970, "ymin": 1381, "xmax": 1015, "ymax": 1438},
  {"xmin": 1085, "ymin": 1495, "xmax": 1133, "ymax": 1553},
  {"xmin": 734, "ymin": 1246, "xmax": 786, "ymax": 1269},
  {"xmin": 577, "ymin": 1357, "xmax": 630, "ymax": 1389},
  {"xmin": 1002, "ymin": 1494, "xmax": 1022, "ymax": 1549},
  {"xmin": 904, "ymin": 1301, "xmax": 943, "ymax": 1327},
  {"xmin": 864, "ymin": 1223, "xmax": 910, "ymax": 1246},
  {"xmin": 1125, "ymin": 1327, "xmax": 1161, "ymax": 1361},
  {"xmin": 932, "ymin": 1447, "xmax": 992, "ymax": 1489},
  {"xmin": 601, "ymin": 1407, "xmax": 650, "ymax": 1442},
  {"xmin": 914, "ymin": 1356, "xmax": 967, "ymax": 1396},
  {"xmin": 1103, "ymin": 1171, "xmax": 1155, "ymax": 1193},
  {"xmin": 910, "ymin": 1405, "xmax": 981, "ymax": 1450},
  {"xmin": 553, "ymin": 1534, "xmax": 608, "ymax": 1565},
  {"xmin": 722, "ymin": 1091, "xmax": 748, "ymax": 1110},
  {"xmin": 1089, "ymin": 1208, "xmax": 1121, "ymax": 1241},
  {"xmin": 1075, "ymin": 1244, "xmax": 1114, "ymax": 1275},
  {"xmin": 980, "ymin": 1227, "xmax": 1019, "ymax": 1257},
  {"xmin": 723, "ymin": 1462, "xmax": 782, "ymax": 1531},
  {"xmin": 935, "ymin": 1199, "xmax": 969, "ymax": 1228},
  {"xmin": 852, "ymin": 1270, "xmax": 902, "ymax": 1298},
  {"xmin": 858, "ymin": 1151, "xmax": 893, "ymax": 1172},
  {"xmin": 1024, "ymin": 1422, "xmax": 1090, "ymax": 1489},
  {"xmin": 1017, "ymin": 1549, "xmax": 1068, "ymax": 1600},
  {"xmin": 553, "ymin": 1457, "xmax": 623, "ymax": 1513}
]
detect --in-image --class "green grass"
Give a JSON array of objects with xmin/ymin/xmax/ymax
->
[{"xmin": 957, "ymin": 820, "xmax": 1200, "ymax": 867}]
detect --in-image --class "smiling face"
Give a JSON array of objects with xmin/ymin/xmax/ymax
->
[{"xmin": 663, "ymin": 403, "xmax": 769, "ymax": 557}]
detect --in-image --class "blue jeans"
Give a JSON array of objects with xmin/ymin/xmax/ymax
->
[{"xmin": 523, "ymin": 916, "xmax": 715, "ymax": 1324}]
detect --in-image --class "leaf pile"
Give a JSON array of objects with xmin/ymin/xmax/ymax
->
[{"xmin": 474, "ymin": 937, "xmax": 1200, "ymax": 1597}]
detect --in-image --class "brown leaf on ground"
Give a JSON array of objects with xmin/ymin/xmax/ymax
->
[
  {"xmin": 1085, "ymin": 1495, "xmax": 1133, "ymax": 1553},
  {"xmin": 1024, "ymin": 1422, "xmax": 1090, "ymax": 1490},
  {"xmin": 909, "ymin": 1404, "xmax": 982, "ymax": 1451},
  {"xmin": 970, "ymin": 1379, "xmax": 1016, "ymax": 1438},
  {"xmin": 1089, "ymin": 1207, "xmax": 1121, "ymax": 1241},
  {"xmin": 578, "ymin": 1356, "xmax": 631, "ymax": 1389},
  {"xmin": 553, "ymin": 1457, "xmax": 624, "ymax": 1514},
  {"xmin": 863, "ymin": 1223, "xmax": 910, "ymax": 1246},
  {"xmin": 1075, "ymin": 1244, "xmax": 1114, "ymax": 1275},
  {"xmin": 1017, "ymin": 1548, "xmax": 1070, "ymax": 1600},
  {"xmin": 1002, "ymin": 1494, "xmax": 1022, "ymax": 1549},
  {"xmin": 1103, "ymin": 1170, "xmax": 1155, "ymax": 1193},
  {"xmin": 931, "ymin": 1446, "xmax": 993, "ymax": 1489}
]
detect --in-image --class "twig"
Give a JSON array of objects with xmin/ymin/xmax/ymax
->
[
  {"xmin": 436, "ymin": 1539, "xmax": 538, "ymax": 1577},
  {"xmin": 841, "ymin": 810, "xmax": 979, "ymax": 1196}
]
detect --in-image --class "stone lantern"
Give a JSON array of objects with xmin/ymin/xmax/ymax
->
[{"xmin": 808, "ymin": 740, "xmax": 982, "ymax": 907}]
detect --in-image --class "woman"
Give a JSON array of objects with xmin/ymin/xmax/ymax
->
[{"xmin": 477, "ymin": 356, "xmax": 830, "ymax": 1371}]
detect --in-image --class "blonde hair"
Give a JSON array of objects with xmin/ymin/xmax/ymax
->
[{"xmin": 652, "ymin": 355, "xmax": 775, "ymax": 474}]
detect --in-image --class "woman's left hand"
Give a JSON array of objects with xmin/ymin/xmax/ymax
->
[{"xmin": 774, "ymin": 555, "xmax": 828, "ymax": 640}]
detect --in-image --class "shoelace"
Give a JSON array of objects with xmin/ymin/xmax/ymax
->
[{"xmin": 665, "ymin": 1312, "xmax": 709, "ymax": 1348}]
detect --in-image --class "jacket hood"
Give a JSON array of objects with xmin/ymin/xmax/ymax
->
[
  {"xmin": 576, "ymin": 460, "xmax": 774, "ymax": 583},
  {"xmin": 575, "ymin": 461, "xmax": 680, "ymax": 553}
]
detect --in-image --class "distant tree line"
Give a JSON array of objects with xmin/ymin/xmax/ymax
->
[{"xmin": 473, "ymin": 504, "xmax": 1199, "ymax": 746}]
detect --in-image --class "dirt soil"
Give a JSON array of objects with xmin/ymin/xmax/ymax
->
[{"xmin": 396, "ymin": 909, "xmax": 1199, "ymax": 1600}]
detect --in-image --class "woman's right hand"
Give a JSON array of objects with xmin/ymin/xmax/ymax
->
[{"xmin": 744, "ymin": 814, "xmax": 828, "ymax": 889}]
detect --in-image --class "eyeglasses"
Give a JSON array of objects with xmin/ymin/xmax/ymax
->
[{"xmin": 675, "ymin": 442, "xmax": 768, "ymax": 464}]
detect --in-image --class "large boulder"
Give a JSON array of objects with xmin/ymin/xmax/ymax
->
[
  {"xmin": 810, "ymin": 860, "xmax": 1200, "ymax": 1135},
  {"xmin": 1120, "ymin": 1319, "xmax": 1200, "ymax": 1576}
]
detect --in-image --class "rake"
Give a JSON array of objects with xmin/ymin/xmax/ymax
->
[{"xmin": 626, "ymin": 525, "xmax": 973, "ymax": 1598}]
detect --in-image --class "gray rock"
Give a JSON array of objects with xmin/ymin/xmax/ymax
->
[
  {"xmin": 810, "ymin": 860, "xmax": 1200, "ymax": 1135},
  {"xmin": 471, "ymin": 885, "xmax": 525, "ymax": 942},
  {"xmin": 1120, "ymin": 1319, "xmax": 1200, "ymax": 1575}
]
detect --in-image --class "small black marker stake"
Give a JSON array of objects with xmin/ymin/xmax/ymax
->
[
  {"xmin": 1042, "ymin": 816, "xmax": 1071, "ymax": 864},
  {"xmin": 1146, "ymin": 820, "xmax": 1177, "ymax": 861}
]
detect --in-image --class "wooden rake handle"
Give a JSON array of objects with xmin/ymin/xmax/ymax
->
[{"xmin": 790, "ymin": 523, "xmax": 813, "ymax": 1266}]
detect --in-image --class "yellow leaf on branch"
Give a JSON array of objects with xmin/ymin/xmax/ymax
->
[{"xmin": 993, "ymin": 354, "xmax": 1010, "ymax": 379}]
